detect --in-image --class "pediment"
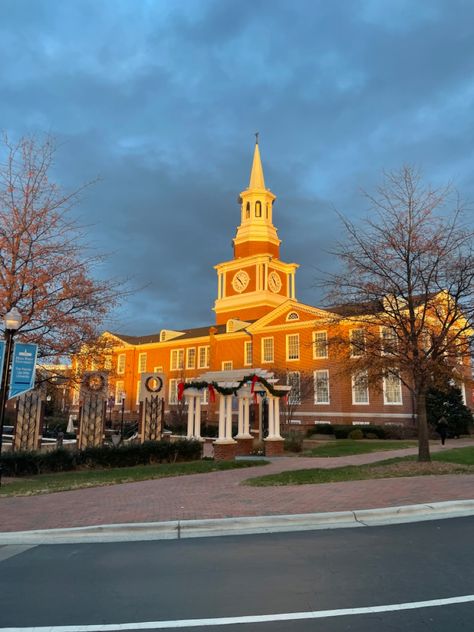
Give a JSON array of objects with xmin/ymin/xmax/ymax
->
[{"xmin": 247, "ymin": 300, "xmax": 336, "ymax": 331}]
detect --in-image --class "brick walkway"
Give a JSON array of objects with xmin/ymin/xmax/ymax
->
[{"xmin": 1, "ymin": 441, "xmax": 473, "ymax": 533}]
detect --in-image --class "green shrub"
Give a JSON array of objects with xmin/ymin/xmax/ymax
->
[
  {"xmin": 40, "ymin": 448, "xmax": 77, "ymax": 472},
  {"xmin": 307, "ymin": 424, "xmax": 334, "ymax": 436},
  {"xmin": 1, "ymin": 439, "xmax": 203, "ymax": 477},
  {"xmin": 333, "ymin": 425, "xmax": 354, "ymax": 439},
  {"xmin": 382, "ymin": 424, "xmax": 417, "ymax": 439},
  {"xmin": 333, "ymin": 424, "xmax": 387, "ymax": 439},
  {"xmin": 365, "ymin": 432, "xmax": 378, "ymax": 440},
  {"xmin": 348, "ymin": 429, "xmax": 364, "ymax": 440}
]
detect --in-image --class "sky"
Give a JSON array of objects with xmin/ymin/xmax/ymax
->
[{"xmin": 1, "ymin": 0, "xmax": 473, "ymax": 336}]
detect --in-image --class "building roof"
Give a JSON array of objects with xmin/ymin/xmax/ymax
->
[{"xmin": 109, "ymin": 324, "xmax": 228, "ymax": 346}]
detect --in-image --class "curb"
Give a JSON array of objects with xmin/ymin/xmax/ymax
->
[{"xmin": 0, "ymin": 500, "xmax": 473, "ymax": 544}]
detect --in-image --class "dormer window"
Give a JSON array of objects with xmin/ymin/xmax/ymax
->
[
  {"xmin": 246, "ymin": 202, "xmax": 250, "ymax": 219},
  {"xmin": 255, "ymin": 201, "xmax": 262, "ymax": 217}
]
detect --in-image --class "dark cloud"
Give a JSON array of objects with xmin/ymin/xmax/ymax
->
[{"xmin": 1, "ymin": 0, "xmax": 473, "ymax": 334}]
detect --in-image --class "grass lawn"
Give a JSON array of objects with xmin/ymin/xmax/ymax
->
[
  {"xmin": 244, "ymin": 446, "xmax": 474, "ymax": 487},
  {"xmin": 303, "ymin": 439, "xmax": 416, "ymax": 457},
  {"xmin": 0, "ymin": 459, "xmax": 268, "ymax": 497}
]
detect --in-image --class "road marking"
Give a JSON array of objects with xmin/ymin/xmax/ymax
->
[
  {"xmin": 0, "ymin": 545, "xmax": 36, "ymax": 563},
  {"xmin": 1, "ymin": 594, "xmax": 474, "ymax": 630}
]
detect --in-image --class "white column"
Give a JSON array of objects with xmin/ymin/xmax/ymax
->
[
  {"xmin": 186, "ymin": 395, "xmax": 195, "ymax": 438},
  {"xmin": 244, "ymin": 397, "xmax": 250, "ymax": 436},
  {"xmin": 194, "ymin": 396, "xmax": 202, "ymax": 439},
  {"xmin": 218, "ymin": 394, "xmax": 226, "ymax": 440},
  {"xmin": 225, "ymin": 395, "xmax": 233, "ymax": 439},
  {"xmin": 237, "ymin": 397, "xmax": 244, "ymax": 436},
  {"xmin": 267, "ymin": 396, "xmax": 275, "ymax": 438},
  {"xmin": 274, "ymin": 396, "xmax": 282, "ymax": 439}
]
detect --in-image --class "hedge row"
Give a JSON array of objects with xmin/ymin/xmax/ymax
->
[
  {"xmin": 1, "ymin": 439, "xmax": 202, "ymax": 477},
  {"xmin": 307, "ymin": 424, "xmax": 418, "ymax": 440}
]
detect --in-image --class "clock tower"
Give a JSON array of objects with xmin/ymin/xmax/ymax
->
[{"xmin": 213, "ymin": 139, "xmax": 299, "ymax": 325}]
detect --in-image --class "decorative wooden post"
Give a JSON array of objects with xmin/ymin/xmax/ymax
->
[
  {"xmin": 77, "ymin": 372, "xmax": 108, "ymax": 449},
  {"xmin": 139, "ymin": 373, "xmax": 165, "ymax": 443}
]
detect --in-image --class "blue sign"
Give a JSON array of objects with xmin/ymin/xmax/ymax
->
[
  {"xmin": 8, "ymin": 343, "xmax": 38, "ymax": 399},
  {"xmin": 0, "ymin": 340, "xmax": 5, "ymax": 385}
]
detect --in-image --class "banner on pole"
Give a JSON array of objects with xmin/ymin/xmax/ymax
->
[
  {"xmin": 0, "ymin": 340, "xmax": 5, "ymax": 385},
  {"xmin": 8, "ymin": 343, "xmax": 38, "ymax": 399}
]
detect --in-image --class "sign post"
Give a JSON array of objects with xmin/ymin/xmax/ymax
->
[{"xmin": 8, "ymin": 343, "xmax": 38, "ymax": 399}]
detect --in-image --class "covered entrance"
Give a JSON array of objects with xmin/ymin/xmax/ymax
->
[{"xmin": 180, "ymin": 369, "xmax": 290, "ymax": 460}]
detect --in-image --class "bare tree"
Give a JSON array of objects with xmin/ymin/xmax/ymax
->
[
  {"xmin": 0, "ymin": 134, "xmax": 124, "ymax": 359},
  {"xmin": 276, "ymin": 370, "xmax": 314, "ymax": 427},
  {"xmin": 323, "ymin": 166, "xmax": 474, "ymax": 461}
]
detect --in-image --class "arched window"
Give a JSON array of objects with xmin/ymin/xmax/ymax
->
[
  {"xmin": 286, "ymin": 311, "xmax": 299, "ymax": 321},
  {"xmin": 255, "ymin": 201, "xmax": 262, "ymax": 217},
  {"xmin": 266, "ymin": 203, "xmax": 269, "ymax": 219},
  {"xmin": 246, "ymin": 202, "xmax": 250, "ymax": 219}
]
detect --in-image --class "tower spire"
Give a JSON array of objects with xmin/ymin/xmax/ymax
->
[{"xmin": 248, "ymin": 135, "xmax": 265, "ymax": 190}]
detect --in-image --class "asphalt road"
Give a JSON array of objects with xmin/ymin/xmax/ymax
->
[{"xmin": 0, "ymin": 517, "xmax": 473, "ymax": 631}]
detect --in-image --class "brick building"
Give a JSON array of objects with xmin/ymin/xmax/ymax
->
[{"xmin": 73, "ymin": 141, "xmax": 472, "ymax": 431}]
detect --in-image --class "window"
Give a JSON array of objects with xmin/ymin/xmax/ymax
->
[
  {"xmin": 244, "ymin": 341, "xmax": 253, "ymax": 366},
  {"xmin": 286, "ymin": 311, "xmax": 299, "ymax": 321},
  {"xmin": 186, "ymin": 348, "xmax": 196, "ymax": 369},
  {"xmin": 262, "ymin": 337, "xmax": 274, "ymax": 363},
  {"xmin": 170, "ymin": 348, "xmax": 184, "ymax": 371},
  {"xmin": 136, "ymin": 380, "xmax": 141, "ymax": 405},
  {"xmin": 104, "ymin": 356, "xmax": 112, "ymax": 371},
  {"xmin": 154, "ymin": 366, "xmax": 163, "ymax": 373},
  {"xmin": 313, "ymin": 331, "xmax": 328, "ymax": 358},
  {"xmin": 138, "ymin": 352, "xmax": 147, "ymax": 373},
  {"xmin": 198, "ymin": 346, "xmax": 210, "ymax": 369},
  {"xmin": 246, "ymin": 202, "xmax": 250, "ymax": 218},
  {"xmin": 314, "ymin": 370, "xmax": 330, "ymax": 404},
  {"xmin": 287, "ymin": 371, "xmax": 301, "ymax": 405},
  {"xmin": 255, "ymin": 201, "xmax": 262, "ymax": 217},
  {"xmin": 169, "ymin": 379, "xmax": 179, "ymax": 405},
  {"xmin": 266, "ymin": 203, "xmax": 269, "ymax": 219},
  {"xmin": 352, "ymin": 371, "xmax": 369, "ymax": 404},
  {"xmin": 381, "ymin": 327, "xmax": 398, "ymax": 355},
  {"xmin": 350, "ymin": 329, "xmax": 366, "ymax": 357},
  {"xmin": 117, "ymin": 354, "xmax": 126, "ymax": 375},
  {"xmin": 383, "ymin": 372, "xmax": 403, "ymax": 404},
  {"xmin": 115, "ymin": 380, "xmax": 124, "ymax": 405},
  {"xmin": 222, "ymin": 361, "xmax": 233, "ymax": 371},
  {"xmin": 287, "ymin": 334, "xmax": 300, "ymax": 361}
]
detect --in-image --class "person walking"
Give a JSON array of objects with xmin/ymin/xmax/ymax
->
[{"xmin": 437, "ymin": 415, "xmax": 448, "ymax": 446}]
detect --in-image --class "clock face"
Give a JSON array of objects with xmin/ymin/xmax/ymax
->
[
  {"xmin": 232, "ymin": 270, "xmax": 250, "ymax": 293},
  {"xmin": 268, "ymin": 271, "xmax": 282, "ymax": 293}
]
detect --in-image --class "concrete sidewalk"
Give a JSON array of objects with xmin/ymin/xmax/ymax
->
[{"xmin": 0, "ymin": 441, "xmax": 473, "ymax": 535}]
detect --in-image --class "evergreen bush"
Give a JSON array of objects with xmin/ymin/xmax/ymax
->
[{"xmin": 1, "ymin": 439, "xmax": 202, "ymax": 477}]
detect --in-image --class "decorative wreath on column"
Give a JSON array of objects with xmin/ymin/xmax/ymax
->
[{"xmin": 145, "ymin": 376, "xmax": 164, "ymax": 393}]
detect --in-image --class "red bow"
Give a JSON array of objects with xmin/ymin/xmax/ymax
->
[
  {"xmin": 208, "ymin": 384, "xmax": 216, "ymax": 403},
  {"xmin": 250, "ymin": 375, "xmax": 258, "ymax": 393},
  {"xmin": 177, "ymin": 382, "xmax": 185, "ymax": 401},
  {"xmin": 250, "ymin": 375, "xmax": 259, "ymax": 404}
]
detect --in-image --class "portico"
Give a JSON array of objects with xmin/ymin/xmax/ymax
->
[{"xmin": 181, "ymin": 369, "xmax": 290, "ymax": 460}]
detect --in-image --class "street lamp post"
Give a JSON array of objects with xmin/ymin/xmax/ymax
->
[
  {"xmin": 120, "ymin": 392, "xmax": 126, "ymax": 442},
  {"xmin": 0, "ymin": 307, "xmax": 22, "ymax": 486}
]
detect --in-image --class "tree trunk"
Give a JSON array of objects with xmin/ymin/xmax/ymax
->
[{"xmin": 416, "ymin": 390, "xmax": 431, "ymax": 462}]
